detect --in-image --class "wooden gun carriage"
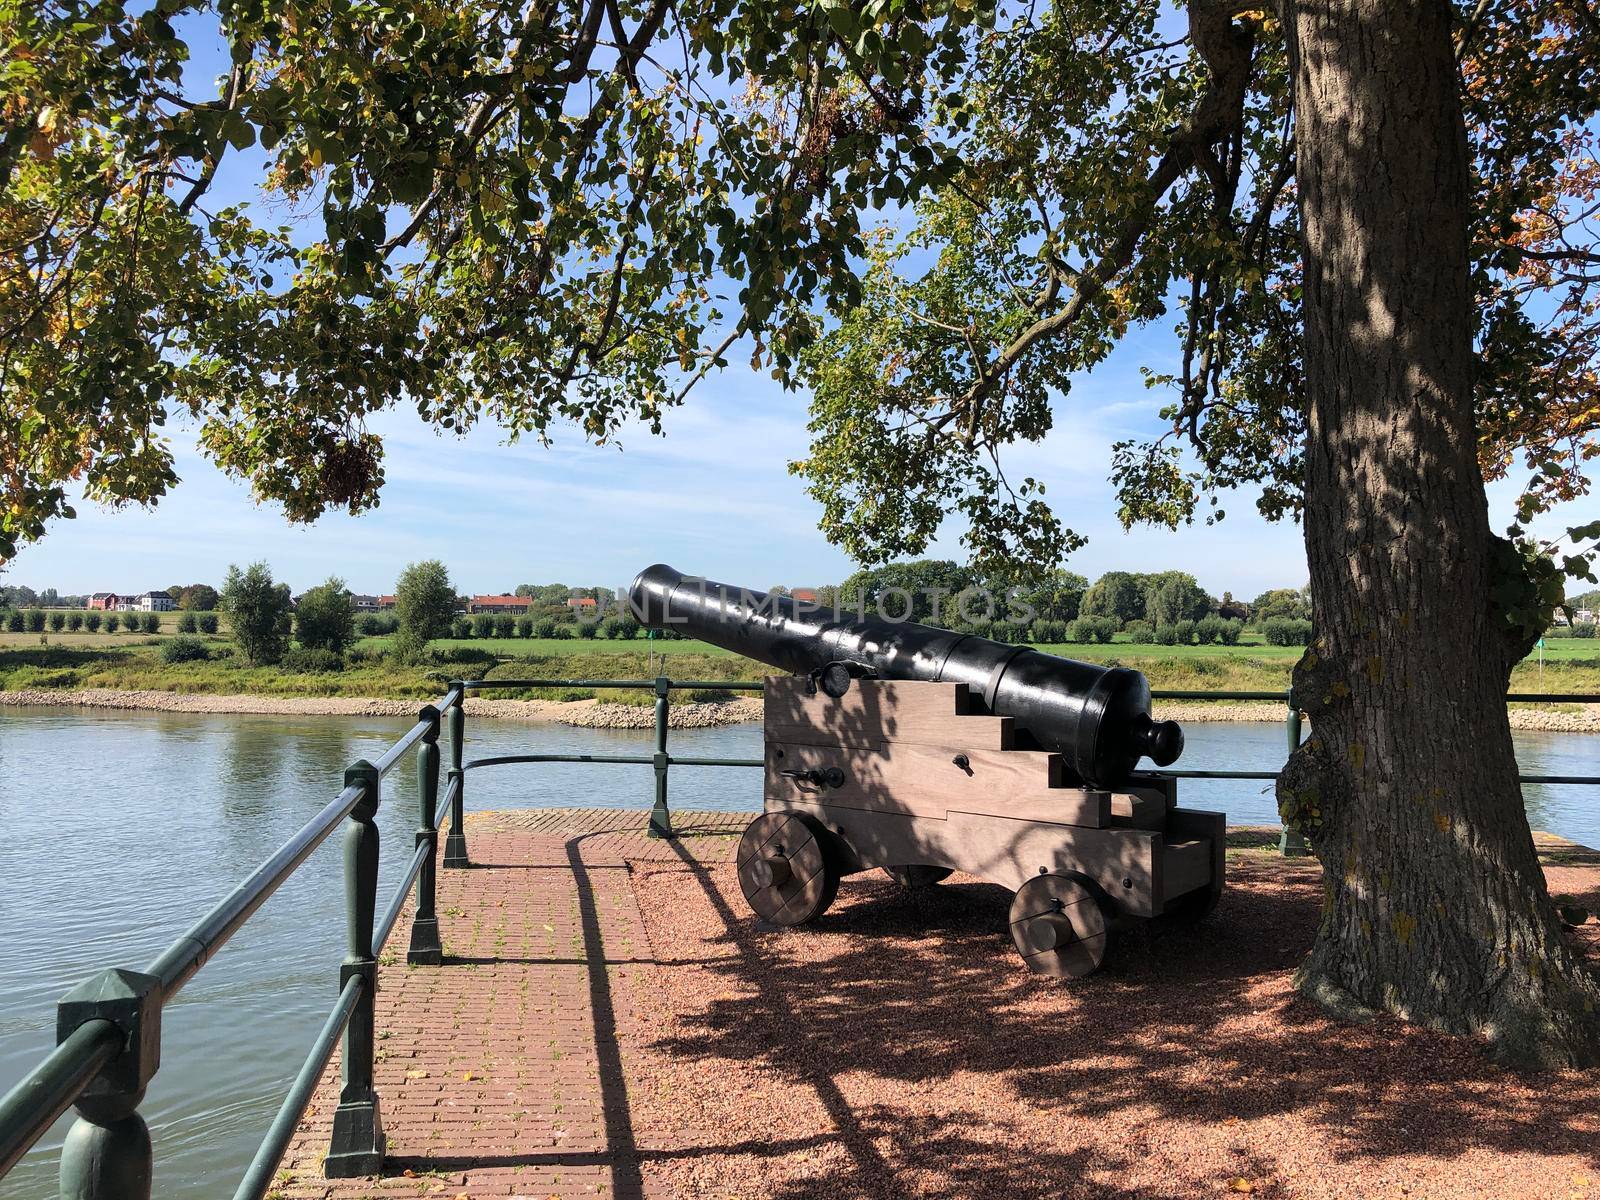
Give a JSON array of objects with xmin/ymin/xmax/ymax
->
[{"xmin": 739, "ymin": 676, "xmax": 1224, "ymax": 977}]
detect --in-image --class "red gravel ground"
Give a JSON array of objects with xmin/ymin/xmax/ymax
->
[{"xmin": 623, "ymin": 844, "xmax": 1600, "ymax": 1200}]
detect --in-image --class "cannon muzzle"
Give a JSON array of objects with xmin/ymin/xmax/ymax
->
[{"xmin": 629, "ymin": 564, "xmax": 1183, "ymax": 789}]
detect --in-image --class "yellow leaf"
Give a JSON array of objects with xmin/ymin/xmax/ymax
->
[{"xmin": 1228, "ymin": 1179, "xmax": 1255, "ymax": 1194}]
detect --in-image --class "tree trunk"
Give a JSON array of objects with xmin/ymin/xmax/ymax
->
[{"xmin": 1278, "ymin": 0, "xmax": 1600, "ymax": 1067}]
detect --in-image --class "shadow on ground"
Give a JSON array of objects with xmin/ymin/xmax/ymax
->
[{"xmin": 620, "ymin": 842, "xmax": 1600, "ymax": 1200}]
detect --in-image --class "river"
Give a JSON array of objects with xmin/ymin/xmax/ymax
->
[{"xmin": 0, "ymin": 705, "xmax": 1595, "ymax": 1197}]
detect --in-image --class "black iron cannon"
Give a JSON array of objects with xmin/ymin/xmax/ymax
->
[{"xmin": 629, "ymin": 564, "xmax": 1183, "ymax": 789}]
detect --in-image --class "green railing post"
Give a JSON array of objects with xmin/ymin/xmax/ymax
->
[
  {"xmin": 326, "ymin": 759, "xmax": 385, "ymax": 1178},
  {"xmin": 56, "ymin": 970, "xmax": 161, "ymax": 1200},
  {"xmin": 442, "ymin": 686, "xmax": 470, "ymax": 869},
  {"xmin": 408, "ymin": 706, "xmax": 443, "ymax": 966},
  {"xmin": 647, "ymin": 676, "xmax": 673, "ymax": 839},
  {"xmin": 1279, "ymin": 706, "xmax": 1310, "ymax": 858}
]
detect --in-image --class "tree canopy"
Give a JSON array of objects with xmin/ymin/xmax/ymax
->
[
  {"xmin": 295, "ymin": 574, "xmax": 356, "ymax": 652},
  {"xmin": 220, "ymin": 559, "xmax": 291, "ymax": 664},
  {"xmin": 2, "ymin": 0, "xmax": 983, "ymax": 558},
  {"xmin": 392, "ymin": 558, "xmax": 454, "ymax": 661},
  {"xmin": 796, "ymin": 0, "xmax": 1598, "ymax": 591}
]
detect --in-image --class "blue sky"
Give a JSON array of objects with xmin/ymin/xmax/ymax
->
[
  {"xmin": 9, "ymin": 322, "xmax": 1573, "ymax": 599},
  {"xmin": 6, "ymin": 14, "xmax": 1588, "ymax": 598}
]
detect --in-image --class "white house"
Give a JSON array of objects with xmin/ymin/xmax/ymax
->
[{"xmin": 123, "ymin": 591, "xmax": 176, "ymax": 612}]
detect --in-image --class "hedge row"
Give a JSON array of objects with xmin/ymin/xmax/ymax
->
[{"xmin": 0, "ymin": 609, "xmax": 161, "ymax": 633}]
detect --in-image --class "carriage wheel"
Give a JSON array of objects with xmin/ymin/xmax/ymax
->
[
  {"xmin": 1008, "ymin": 872, "xmax": 1114, "ymax": 979},
  {"xmin": 737, "ymin": 810, "xmax": 839, "ymax": 926},
  {"xmin": 884, "ymin": 865, "xmax": 954, "ymax": 889}
]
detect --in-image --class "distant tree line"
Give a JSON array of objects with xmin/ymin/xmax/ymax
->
[{"xmin": 8, "ymin": 562, "xmax": 1586, "ymax": 674}]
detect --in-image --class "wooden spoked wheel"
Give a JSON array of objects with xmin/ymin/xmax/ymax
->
[
  {"xmin": 1008, "ymin": 872, "xmax": 1114, "ymax": 979},
  {"xmin": 737, "ymin": 810, "xmax": 838, "ymax": 926},
  {"xmin": 883, "ymin": 865, "xmax": 953, "ymax": 888}
]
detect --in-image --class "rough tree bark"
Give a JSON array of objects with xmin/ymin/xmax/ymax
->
[{"xmin": 1277, "ymin": 0, "xmax": 1600, "ymax": 1066}]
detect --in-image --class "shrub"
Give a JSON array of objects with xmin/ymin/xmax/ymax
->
[
  {"xmin": 551, "ymin": 622, "xmax": 575, "ymax": 639},
  {"xmin": 531, "ymin": 618, "xmax": 558, "ymax": 638},
  {"xmin": 143, "ymin": 612, "xmax": 161, "ymax": 633},
  {"xmin": 1155, "ymin": 623, "xmax": 1180, "ymax": 645},
  {"xmin": 517, "ymin": 616, "xmax": 534, "ymax": 638},
  {"xmin": 1217, "ymin": 618, "xmax": 1244, "ymax": 645},
  {"xmin": 4, "ymin": 610, "xmax": 20, "ymax": 631},
  {"xmin": 1172, "ymin": 619, "xmax": 1196, "ymax": 645},
  {"xmin": 25, "ymin": 609, "xmax": 45, "ymax": 632},
  {"xmin": 1123, "ymin": 619, "xmax": 1156, "ymax": 644},
  {"xmin": 494, "ymin": 614, "xmax": 516, "ymax": 638},
  {"xmin": 472, "ymin": 613, "xmax": 496, "ymax": 638},
  {"xmin": 296, "ymin": 577, "xmax": 357, "ymax": 653},
  {"xmin": 160, "ymin": 635, "xmax": 210, "ymax": 664},
  {"xmin": 1262, "ymin": 617, "xmax": 1314, "ymax": 646},
  {"xmin": 67, "ymin": 612, "xmax": 83, "ymax": 631},
  {"xmin": 282, "ymin": 646, "xmax": 345, "ymax": 673},
  {"xmin": 1029, "ymin": 619, "xmax": 1068, "ymax": 643},
  {"xmin": 451, "ymin": 617, "xmax": 472, "ymax": 639},
  {"xmin": 576, "ymin": 619, "xmax": 599, "ymax": 638},
  {"xmin": 48, "ymin": 611, "xmax": 65, "ymax": 631},
  {"xmin": 105, "ymin": 613, "xmax": 120, "ymax": 632},
  {"xmin": 198, "ymin": 613, "xmax": 219, "ymax": 635},
  {"xmin": 177, "ymin": 612, "xmax": 199, "ymax": 633},
  {"xmin": 82, "ymin": 612, "xmax": 100, "ymax": 632},
  {"xmin": 1566, "ymin": 622, "xmax": 1596, "ymax": 639},
  {"xmin": 393, "ymin": 560, "xmax": 456, "ymax": 662},
  {"xmin": 1066, "ymin": 616, "xmax": 1116, "ymax": 644},
  {"xmin": 429, "ymin": 645, "xmax": 496, "ymax": 666},
  {"xmin": 356, "ymin": 613, "xmax": 398, "ymax": 637}
]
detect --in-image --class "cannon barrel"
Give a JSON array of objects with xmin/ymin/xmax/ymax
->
[{"xmin": 629, "ymin": 564, "xmax": 1183, "ymax": 789}]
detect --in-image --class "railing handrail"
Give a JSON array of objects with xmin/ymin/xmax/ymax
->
[
  {"xmin": 0, "ymin": 682, "xmax": 462, "ymax": 1194},
  {"xmin": 2, "ymin": 673, "xmax": 1593, "ymax": 1196},
  {"xmin": 463, "ymin": 677, "xmax": 764, "ymax": 690},
  {"xmin": 461, "ymin": 678, "xmax": 1599, "ymax": 705}
]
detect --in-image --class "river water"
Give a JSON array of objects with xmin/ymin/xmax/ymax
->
[{"xmin": 0, "ymin": 705, "xmax": 1594, "ymax": 1197}]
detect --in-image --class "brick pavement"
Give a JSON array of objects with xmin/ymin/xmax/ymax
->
[
  {"xmin": 271, "ymin": 808, "xmax": 745, "ymax": 1200},
  {"xmin": 269, "ymin": 810, "xmax": 1599, "ymax": 1200}
]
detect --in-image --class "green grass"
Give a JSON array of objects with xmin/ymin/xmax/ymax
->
[
  {"xmin": 352, "ymin": 635, "xmax": 742, "ymax": 658},
  {"xmin": 2, "ymin": 631, "xmax": 1595, "ymax": 706}
]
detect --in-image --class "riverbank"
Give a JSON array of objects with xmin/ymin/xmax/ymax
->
[
  {"xmin": 0, "ymin": 687, "xmax": 765, "ymax": 729},
  {"xmin": 4, "ymin": 687, "xmax": 1595, "ymax": 733}
]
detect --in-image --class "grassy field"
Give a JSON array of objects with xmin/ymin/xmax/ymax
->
[{"xmin": 3, "ymin": 631, "xmax": 1596, "ymax": 705}]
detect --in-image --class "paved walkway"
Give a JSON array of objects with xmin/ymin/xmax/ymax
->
[
  {"xmin": 273, "ymin": 808, "xmax": 745, "ymax": 1200},
  {"xmin": 272, "ymin": 811, "xmax": 1600, "ymax": 1199}
]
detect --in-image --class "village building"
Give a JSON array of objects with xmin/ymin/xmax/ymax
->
[
  {"xmin": 468, "ymin": 595, "xmax": 530, "ymax": 615},
  {"xmin": 123, "ymin": 591, "xmax": 176, "ymax": 612}
]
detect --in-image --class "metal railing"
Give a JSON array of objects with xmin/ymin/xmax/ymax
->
[
  {"xmin": 1, "ymin": 675, "xmax": 1595, "ymax": 1197},
  {"xmin": 0, "ymin": 683, "xmax": 466, "ymax": 1200},
  {"xmin": 460, "ymin": 677, "xmax": 765, "ymax": 837}
]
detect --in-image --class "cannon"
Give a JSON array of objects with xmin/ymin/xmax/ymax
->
[{"xmin": 629, "ymin": 565, "xmax": 1225, "ymax": 978}]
